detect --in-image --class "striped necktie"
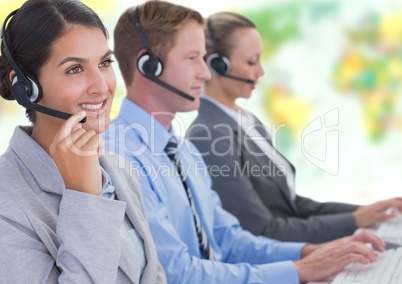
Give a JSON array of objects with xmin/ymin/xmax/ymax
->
[{"xmin": 165, "ymin": 136, "xmax": 215, "ymax": 260}]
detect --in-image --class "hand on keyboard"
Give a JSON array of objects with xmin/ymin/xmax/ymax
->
[
  {"xmin": 296, "ymin": 230, "xmax": 385, "ymax": 283},
  {"xmin": 353, "ymin": 197, "xmax": 402, "ymax": 228},
  {"xmin": 332, "ymin": 247, "xmax": 402, "ymax": 284},
  {"xmin": 376, "ymin": 211, "xmax": 402, "ymax": 247},
  {"xmin": 385, "ymin": 207, "xmax": 401, "ymax": 216},
  {"xmin": 347, "ymin": 230, "xmax": 386, "ymax": 251}
]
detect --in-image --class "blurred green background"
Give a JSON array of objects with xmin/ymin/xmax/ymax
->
[{"xmin": 1, "ymin": 0, "xmax": 402, "ymax": 205}]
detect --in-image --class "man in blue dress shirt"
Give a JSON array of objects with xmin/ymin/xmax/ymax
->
[{"xmin": 104, "ymin": 1, "xmax": 385, "ymax": 283}]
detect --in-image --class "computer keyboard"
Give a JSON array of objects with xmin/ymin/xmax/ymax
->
[
  {"xmin": 331, "ymin": 247, "xmax": 402, "ymax": 284},
  {"xmin": 376, "ymin": 215, "xmax": 402, "ymax": 245}
]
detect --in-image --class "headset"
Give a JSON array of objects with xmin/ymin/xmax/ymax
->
[
  {"xmin": 206, "ymin": 19, "xmax": 255, "ymax": 84},
  {"xmin": 1, "ymin": 9, "xmax": 86, "ymax": 122},
  {"xmin": 131, "ymin": 6, "xmax": 194, "ymax": 102}
]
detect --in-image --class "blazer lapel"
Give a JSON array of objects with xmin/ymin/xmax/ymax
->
[
  {"xmin": 253, "ymin": 116, "xmax": 295, "ymax": 175},
  {"xmin": 234, "ymin": 128, "xmax": 299, "ymax": 215},
  {"xmin": 198, "ymin": 99, "xmax": 299, "ymax": 215},
  {"xmin": 251, "ymin": 117, "xmax": 299, "ymax": 214},
  {"xmin": 100, "ymin": 155, "xmax": 158, "ymax": 284},
  {"xmin": 10, "ymin": 126, "xmax": 66, "ymax": 196}
]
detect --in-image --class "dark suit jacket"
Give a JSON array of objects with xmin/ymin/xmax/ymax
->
[{"xmin": 187, "ymin": 97, "xmax": 357, "ymax": 243}]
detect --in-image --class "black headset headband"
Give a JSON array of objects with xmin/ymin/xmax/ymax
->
[
  {"xmin": 1, "ymin": 9, "xmax": 31, "ymax": 94},
  {"xmin": 206, "ymin": 18, "xmax": 255, "ymax": 84},
  {"xmin": 131, "ymin": 7, "xmax": 158, "ymax": 65},
  {"xmin": 207, "ymin": 19, "xmax": 224, "ymax": 57},
  {"xmin": 130, "ymin": 6, "xmax": 195, "ymax": 101},
  {"xmin": 1, "ymin": 9, "xmax": 86, "ymax": 122}
]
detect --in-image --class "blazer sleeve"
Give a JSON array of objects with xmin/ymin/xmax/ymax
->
[
  {"xmin": 0, "ymin": 189, "xmax": 126, "ymax": 283},
  {"xmin": 189, "ymin": 125, "xmax": 357, "ymax": 244},
  {"xmin": 295, "ymin": 194, "xmax": 357, "ymax": 217}
]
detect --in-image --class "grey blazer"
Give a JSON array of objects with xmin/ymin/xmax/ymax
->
[
  {"xmin": 187, "ymin": 98, "xmax": 357, "ymax": 243},
  {"xmin": 0, "ymin": 126, "xmax": 166, "ymax": 283}
]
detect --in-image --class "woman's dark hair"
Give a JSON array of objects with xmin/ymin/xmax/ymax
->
[{"xmin": 0, "ymin": 0, "xmax": 108, "ymax": 123}]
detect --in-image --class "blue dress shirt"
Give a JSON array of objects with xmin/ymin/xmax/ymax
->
[{"xmin": 103, "ymin": 98, "xmax": 306, "ymax": 284}]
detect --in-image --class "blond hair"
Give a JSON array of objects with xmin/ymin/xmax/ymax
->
[{"xmin": 206, "ymin": 12, "xmax": 255, "ymax": 59}]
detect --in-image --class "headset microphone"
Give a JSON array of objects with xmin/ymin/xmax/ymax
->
[
  {"xmin": 216, "ymin": 70, "xmax": 255, "ymax": 84},
  {"xmin": 221, "ymin": 74, "xmax": 254, "ymax": 84},
  {"xmin": 131, "ymin": 6, "xmax": 195, "ymax": 102},
  {"xmin": 141, "ymin": 73, "xmax": 195, "ymax": 101},
  {"xmin": 1, "ymin": 9, "xmax": 86, "ymax": 123},
  {"xmin": 206, "ymin": 19, "xmax": 255, "ymax": 85}
]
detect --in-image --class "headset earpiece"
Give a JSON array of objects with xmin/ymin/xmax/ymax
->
[
  {"xmin": 11, "ymin": 75, "xmax": 30, "ymax": 103},
  {"xmin": 132, "ymin": 6, "xmax": 163, "ymax": 78},
  {"xmin": 206, "ymin": 19, "xmax": 232, "ymax": 76},
  {"xmin": 2, "ymin": 9, "xmax": 42, "ymax": 105},
  {"xmin": 206, "ymin": 53, "xmax": 231, "ymax": 76},
  {"xmin": 206, "ymin": 18, "xmax": 255, "ymax": 85},
  {"xmin": 137, "ymin": 53, "xmax": 163, "ymax": 78},
  {"xmin": 25, "ymin": 73, "xmax": 42, "ymax": 103},
  {"xmin": 11, "ymin": 73, "xmax": 42, "ymax": 103},
  {"xmin": 129, "ymin": 6, "xmax": 194, "ymax": 101}
]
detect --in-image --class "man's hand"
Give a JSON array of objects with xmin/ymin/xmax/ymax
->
[{"xmin": 297, "ymin": 230, "xmax": 385, "ymax": 283}]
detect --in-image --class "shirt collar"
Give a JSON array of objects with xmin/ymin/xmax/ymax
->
[
  {"xmin": 201, "ymin": 95, "xmax": 255, "ymax": 128},
  {"xmin": 118, "ymin": 98, "xmax": 176, "ymax": 153}
]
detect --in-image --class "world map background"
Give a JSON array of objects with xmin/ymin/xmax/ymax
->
[{"xmin": 1, "ymin": 0, "xmax": 401, "ymax": 204}]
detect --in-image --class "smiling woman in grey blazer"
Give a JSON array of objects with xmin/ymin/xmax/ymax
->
[
  {"xmin": 187, "ymin": 11, "xmax": 402, "ymax": 244},
  {"xmin": 0, "ymin": 0, "xmax": 165, "ymax": 282}
]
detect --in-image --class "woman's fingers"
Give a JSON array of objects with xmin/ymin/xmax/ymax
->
[{"xmin": 51, "ymin": 111, "xmax": 86, "ymax": 146}]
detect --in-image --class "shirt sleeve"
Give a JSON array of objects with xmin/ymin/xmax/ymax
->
[
  {"xmin": 140, "ymin": 173, "xmax": 304, "ymax": 284},
  {"xmin": 210, "ymin": 189, "xmax": 306, "ymax": 264}
]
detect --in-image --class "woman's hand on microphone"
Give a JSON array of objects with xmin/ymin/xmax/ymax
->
[{"xmin": 49, "ymin": 111, "xmax": 102, "ymax": 195}]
